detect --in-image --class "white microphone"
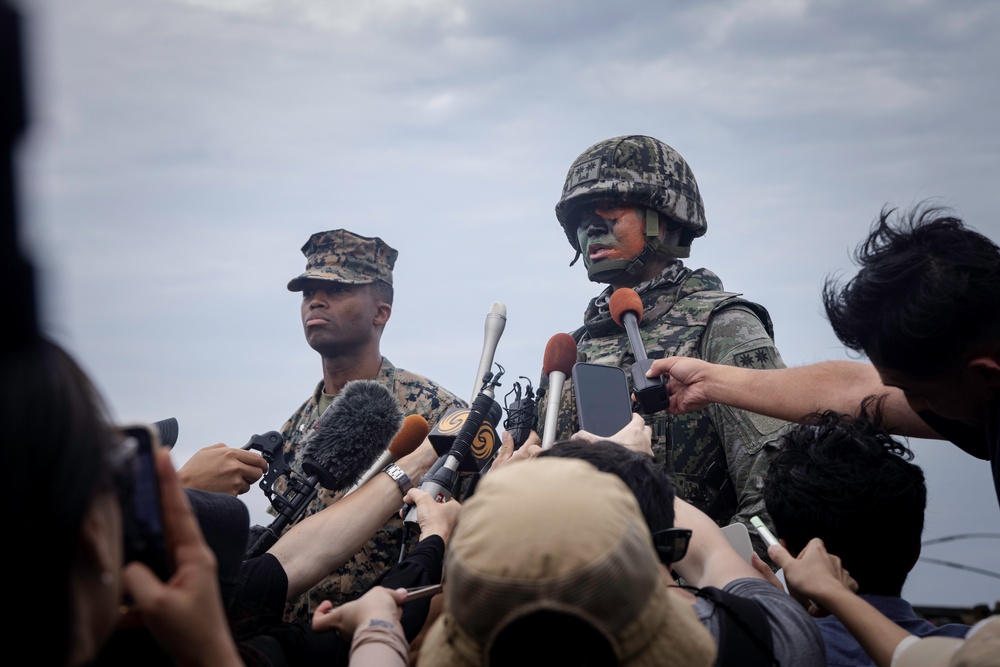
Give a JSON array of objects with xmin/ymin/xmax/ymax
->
[
  {"xmin": 540, "ymin": 333, "xmax": 578, "ymax": 449},
  {"xmin": 471, "ymin": 302, "xmax": 507, "ymax": 402}
]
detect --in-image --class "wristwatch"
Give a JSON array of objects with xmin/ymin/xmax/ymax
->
[{"xmin": 382, "ymin": 462, "xmax": 413, "ymax": 495}]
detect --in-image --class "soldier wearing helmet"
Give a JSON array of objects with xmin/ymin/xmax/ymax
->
[{"xmin": 542, "ymin": 135, "xmax": 792, "ymax": 563}]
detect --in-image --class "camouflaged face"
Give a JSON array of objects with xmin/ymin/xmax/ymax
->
[
  {"xmin": 287, "ymin": 228, "xmax": 398, "ymax": 291},
  {"xmin": 555, "ymin": 135, "xmax": 708, "ymax": 251}
]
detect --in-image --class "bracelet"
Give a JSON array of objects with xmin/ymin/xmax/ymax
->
[{"xmin": 382, "ymin": 462, "xmax": 413, "ymax": 495}]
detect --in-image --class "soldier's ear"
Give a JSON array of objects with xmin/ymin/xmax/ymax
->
[{"xmin": 373, "ymin": 302, "xmax": 391, "ymax": 328}]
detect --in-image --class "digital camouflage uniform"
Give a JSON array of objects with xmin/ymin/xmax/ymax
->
[
  {"xmin": 538, "ymin": 262, "xmax": 791, "ymax": 561},
  {"xmin": 277, "ymin": 228, "xmax": 467, "ymax": 623},
  {"xmin": 547, "ymin": 135, "xmax": 792, "ymax": 562},
  {"xmin": 277, "ymin": 358, "xmax": 464, "ymax": 623}
]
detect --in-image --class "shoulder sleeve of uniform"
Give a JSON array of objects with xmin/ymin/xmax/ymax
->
[
  {"xmin": 390, "ymin": 368, "xmax": 469, "ymax": 429},
  {"xmin": 702, "ymin": 304, "xmax": 786, "ymax": 370}
]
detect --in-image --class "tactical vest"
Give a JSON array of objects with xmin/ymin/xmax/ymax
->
[{"xmin": 566, "ymin": 268, "xmax": 775, "ymax": 525}]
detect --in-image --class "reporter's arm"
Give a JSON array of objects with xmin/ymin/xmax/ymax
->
[
  {"xmin": 770, "ymin": 539, "xmax": 909, "ymax": 667},
  {"xmin": 270, "ymin": 438, "xmax": 439, "ymax": 601},
  {"xmin": 672, "ymin": 496, "xmax": 765, "ymax": 588},
  {"xmin": 177, "ymin": 443, "xmax": 268, "ymax": 495},
  {"xmin": 647, "ymin": 358, "xmax": 939, "ymax": 438}
]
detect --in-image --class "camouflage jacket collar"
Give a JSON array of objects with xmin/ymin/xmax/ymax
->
[
  {"xmin": 312, "ymin": 356, "xmax": 397, "ymax": 403},
  {"xmin": 581, "ymin": 263, "xmax": 725, "ymax": 339}
]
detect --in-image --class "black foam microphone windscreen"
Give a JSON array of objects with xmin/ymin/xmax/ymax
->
[{"xmin": 300, "ymin": 379, "xmax": 404, "ymax": 492}]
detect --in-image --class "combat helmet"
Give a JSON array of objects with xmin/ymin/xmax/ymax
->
[{"xmin": 555, "ymin": 135, "xmax": 707, "ymax": 279}]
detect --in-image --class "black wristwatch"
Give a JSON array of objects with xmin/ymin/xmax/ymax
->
[{"xmin": 382, "ymin": 462, "xmax": 413, "ymax": 495}]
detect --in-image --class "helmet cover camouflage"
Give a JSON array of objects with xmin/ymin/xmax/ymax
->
[
  {"xmin": 287, "ymin": 229, "xmax": 398, "ymax": 291},
  {"xmin": 555, "ymin": 135, "xmax": 708, "ymax": 252}
]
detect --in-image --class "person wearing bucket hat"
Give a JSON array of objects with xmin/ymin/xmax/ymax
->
[
  {"xmin": 418, "ymin": 457, "xmax": 718, "ymax": 666},
  {"xmin": 277, "ymin": 229, "xmax": 466, "ymax": 624},
  {"xmin": 539, "ymin": 438, "xmax": 826, "ymax": 667},
  {"xmin": 538, "ymin": 135, "xmax": 793, "ymax": 565}
]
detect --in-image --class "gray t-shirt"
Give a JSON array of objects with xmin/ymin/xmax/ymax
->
[{"xmin": 692, "ymin": 577, "xmax": 825, "ymax": 665}]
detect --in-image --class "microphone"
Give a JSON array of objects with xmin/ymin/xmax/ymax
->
[
  {"xmin": 403, "ymin": 303, "xmax": 508, "ymax": 531},
  {"xmin": 608, "ymin": 288, "xmax": 670, "ymax": 414},
  {"xmin": 342, "ymin": 414, "xmax": 430, "ymax": 496},
  {"xmin": 470, "ymin": 302, "xmax": 507, "ymax": 402},
  {"xmin": 540, "ymin": 333, "xmax": 578, "ymax": 449},
  {"xmin": 298, "ymin": 379, "xmax": 405, "ymax": 492},
  {"xmin": 245, "ymin": 379, "xmax": 403, "ymax": 558},
  {"xmin": 403, "ymin": 385, "xmax": 500, "ymax": 530}
]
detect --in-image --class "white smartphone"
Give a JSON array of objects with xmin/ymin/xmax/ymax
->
[{"xmin": 750, "ymin": 515, "xmax": 780, "ymax": 548}]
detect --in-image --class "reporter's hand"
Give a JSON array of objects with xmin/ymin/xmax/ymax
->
[
  {"xmin": 177, "ymin": 443, "xmax": 267, "ymax": 495},
  {"xmin": 768, "ymin": 538, "xmax": 858, "ymax": 617},
  {"xmin": 123, "ymin": 449, "xmax": 242, "ymax": 667},
  {"xmin": 401, "ymin": 487, "xmax": 462, "ymax": 545},
  {"xmin": 645, "ymin": 357, "xmax": 716, "ymax": 415},
  {"xmin": 312, "ymin": 586, "xmax": 407, "ymax": 639},
  {"xmin": 573, "ymin": 413, "xmax": 653, "ymax": 457},
  {"xmin": 491, "ymin": 430, "xmax": 542, "ymax": 472}
]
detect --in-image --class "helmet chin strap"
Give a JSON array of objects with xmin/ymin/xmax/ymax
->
[{"xmin": 584, "ymin": 208, "xmax": 689, "ymax": 283}]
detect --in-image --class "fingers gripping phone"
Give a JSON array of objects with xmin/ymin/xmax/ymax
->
[
  {"xmin": 113, "ymin": 424, "xmax": 172, "ymax": 580},
  {"xmin": 572, "ymin": 362, "xmax": 634, "ymax": 437}
]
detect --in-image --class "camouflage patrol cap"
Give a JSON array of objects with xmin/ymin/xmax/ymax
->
[
  {"xmin": 287, "ymin": 229, "xmax": 398, "ymax": 291},
  {"xmin": 555, "ymin": 135, "xmax": 708, "ymax": 252}
]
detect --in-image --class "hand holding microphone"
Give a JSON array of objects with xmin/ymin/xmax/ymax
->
[
  {"xmin": 609, "ymin": 288, "xmax": 670, "ymax": 414},
  {"xmin": 403, "ymin": 303, "xmax": 507, "ymax": 532},
  {"xmin": 246, "ymin": 380, "xmax": 403, "ymax": 558}
]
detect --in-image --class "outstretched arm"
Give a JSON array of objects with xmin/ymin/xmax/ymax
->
[
  {"xmin": 270, "ymin": 438, "xmax": 439, "ymax": 601},
  {"xmin": 770, "ymin": 539, "xmax": 908, "ymax": 667},
  {"xmin": 647, "ymin": 358, "xmax": 940, "ymax": 439},
  {"xmin": 672, "ymin": 496, "xmax": 766, "ymax": 588}
]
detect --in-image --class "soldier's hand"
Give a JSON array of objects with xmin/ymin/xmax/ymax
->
[
  {"xmin": 646, "ymin": 357, "xmax": 716, "ymax": 414},
  {"xmin": 177, "ymin": 443, "xmax": 267, "ymax": 495}
]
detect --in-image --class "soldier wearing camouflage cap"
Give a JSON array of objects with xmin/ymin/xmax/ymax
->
[
  {"xmin": 539, "ymin": 135, "xmax": 792, "ymax": 563},
  {"xmin": 277, "ymin": 229, "xmax": 466, "ymax": 623}
]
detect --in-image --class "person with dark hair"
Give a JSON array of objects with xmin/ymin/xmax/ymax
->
[
  {"xmin": 539, "ymin": 135, "xmax": 792, "ymax": 564},
  {"xmin": 763, "ymin": 406, "xmax": 970, "ymax": 666},
  {"xmin": 539, "ymin": 439, "xmax": 825, "ymax": 666},
  {"xmin": 417, "ymin": 456, "xmax": 718, "ymax": 666},
  {"xmin": 646, "ymin": 202, "xmax": 1000, "ymax": 507},
  {"xmin": 5, "ymin": 337, "xmax": 243, "ymax": 667},
  {"xmin": 180, "ymin": 228, "xmax": 467, "ymax": 624}
]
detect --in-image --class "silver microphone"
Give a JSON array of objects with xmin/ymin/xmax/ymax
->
[{"xmin": 471, "ymin": 302, "xmax": 507, "ymax": 402}]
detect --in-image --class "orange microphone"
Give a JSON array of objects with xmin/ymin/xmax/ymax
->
[
  {"xmin": 343, "ymin": 414, "xmax": 431, "ymax": 495},
  {"xmin": 608, "ymin": 287, "xmax": 670, "ymax": 414}
]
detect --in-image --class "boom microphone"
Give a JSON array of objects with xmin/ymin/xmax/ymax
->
[
  {"xmin": 471, "ymin": 302, "xmax": 507, "ymax": 402},
  {"xmin": 299, "ymin": 379, "xmax": 405, "ymax": 492},
  {"xmin": 245, "ymin": 379, "xmax": 403, "ymax": 558},
  {"xmin": 541, "ymin": 333, "xmax": 578, "ymax": 449},
  {"xmin": 608, "ymin": 288, "xmax": 670, "ymax": 414},
  {"xmin": 343, "ymin": 414, "xmax": 430, "ymax": 496}
]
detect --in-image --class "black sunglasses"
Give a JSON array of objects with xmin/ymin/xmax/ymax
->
[{"xmin": 651, "ymin": 527, "xmax": 692, "ymax": 565}]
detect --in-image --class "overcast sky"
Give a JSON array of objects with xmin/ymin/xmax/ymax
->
[{"xmin": 14, "ymin": 0, "xmax": 1000, "ymax": 608}]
